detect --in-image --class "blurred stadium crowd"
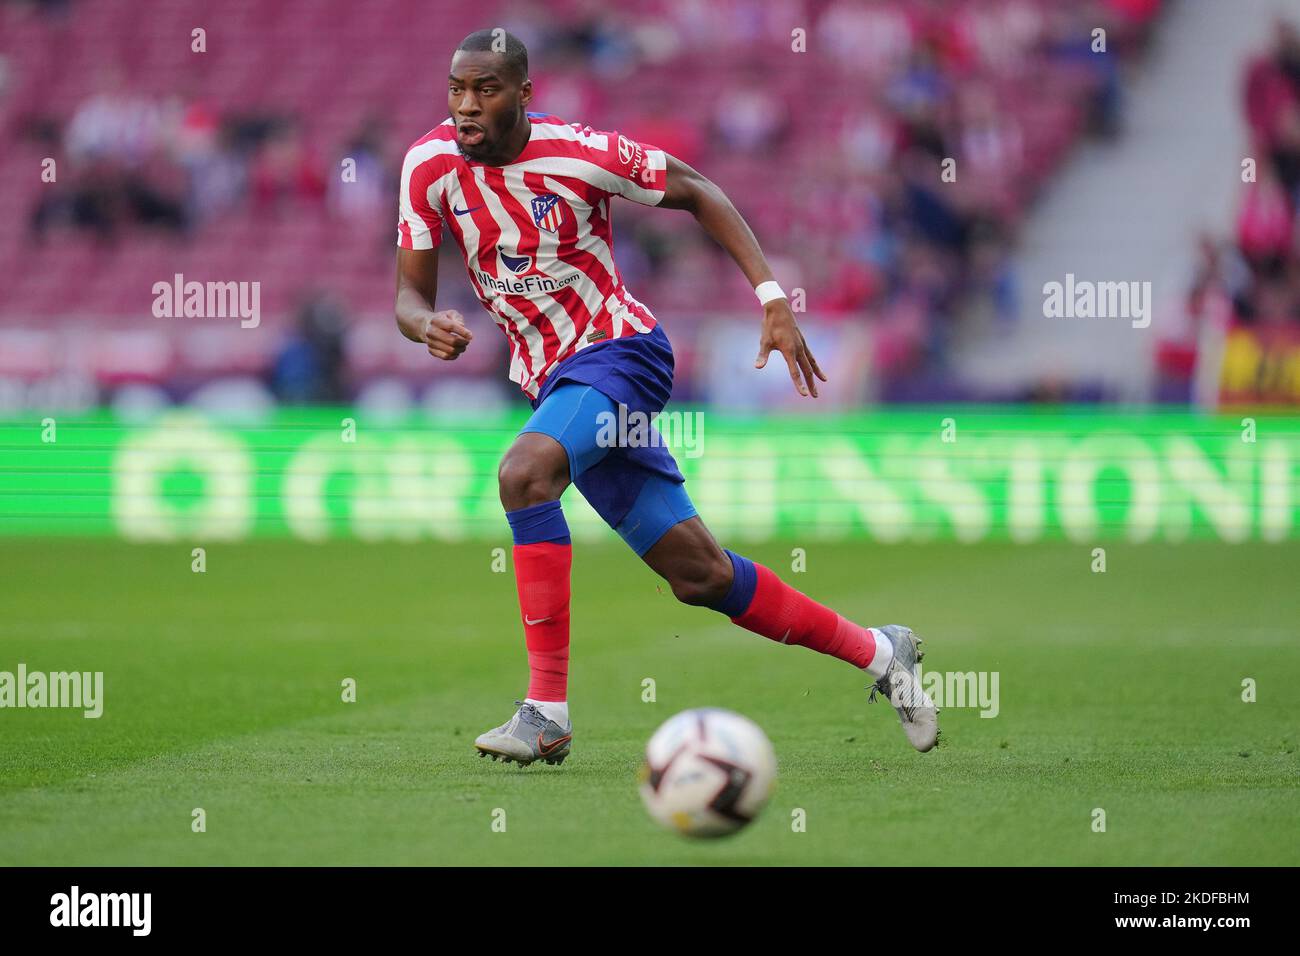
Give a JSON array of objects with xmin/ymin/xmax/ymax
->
[
  {"xmin": 0, "ymin": 0, "xmax": 1166, "ymax": 412},
  {"xmin": 1167, "ymin": 16, "xmax": 1300, "ymax": 405}
]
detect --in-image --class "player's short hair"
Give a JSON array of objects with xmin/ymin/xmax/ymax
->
[{"xmin": 456, "ymin": 29, "xmax": 529, "ymax": 85}]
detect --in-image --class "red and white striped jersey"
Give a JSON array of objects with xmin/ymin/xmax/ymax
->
[{"xmin": 397, "ymin": 112, "xmax": 668, "ymax": 398}]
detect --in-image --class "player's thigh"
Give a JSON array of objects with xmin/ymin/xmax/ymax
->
[
  {"xmin": 603, "ymin": 472, "xmax": 728, "ymax": 591},
  {"xmin": 516, "ymin": 383, "xmax": 619, "ymax": 482}
]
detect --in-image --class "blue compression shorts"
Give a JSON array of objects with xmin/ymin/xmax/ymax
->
[{"xmin": 519, "ymin": 381, "xmax": 697, "ymax": 555}]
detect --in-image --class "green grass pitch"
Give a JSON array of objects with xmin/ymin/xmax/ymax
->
[{"xmin": 0, "ymin": 538, "xmax": 1296, "ymax": 866}]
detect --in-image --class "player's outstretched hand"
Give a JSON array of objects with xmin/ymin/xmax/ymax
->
[
  {"xmin": 754, "ymin": 300, "xmax": 827, "ymax": 397},
  {"xmin": 423, "ymin": 310, "xmax": 473, "ymax": 360}
]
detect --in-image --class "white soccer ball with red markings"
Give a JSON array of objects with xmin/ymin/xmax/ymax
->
[{"xmin": 639, "ymin": 707, "xmax": 777, "ymax": 838}]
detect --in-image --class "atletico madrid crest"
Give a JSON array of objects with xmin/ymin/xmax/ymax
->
[{"xmin": 531, "ymin": 194, "xmax": 568, "ymax": 233}]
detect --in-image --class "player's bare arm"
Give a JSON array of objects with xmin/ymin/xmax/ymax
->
[
  {"xmin": 395, "ymin": 245, "xmax": 473, "ymax": 360},
  {"xmin": 658, "ymin": 153, "xmax": 827, "ymax": 397}
]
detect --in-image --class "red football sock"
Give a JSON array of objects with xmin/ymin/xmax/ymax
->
[
  {"xmin": 731, "ymin": 563, "xmax": 880, "ymax": 670},
  {"xmin": 513, "ymin": 541, "xmax": 571, "ymax": 701}
]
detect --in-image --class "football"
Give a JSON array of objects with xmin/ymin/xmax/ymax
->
[{"xmin": 639, "ymin": 708, "xmax": 778, "ymax": 838}]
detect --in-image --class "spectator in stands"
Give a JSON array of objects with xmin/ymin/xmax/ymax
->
[
  {"xmin": 329, "ymin": 117, "xmax": 392, "ymax": 222},
  {"xmin": 250, "ymin": 120, "xmax": 326, "ymax": 212},
  {"xmin": 64, "ymin": 71, "xmax": 163, "ymax": 168},
  {"xmin": 271, "ymin": 295, "xmax": 348, "ymax": 403},
  {"xmin": 1042, "ymin": 5, "xmax": 1125, "ymax": 137},
  {"xmin": 953, "ymin": 83, "xmax": 1025, "ymax": 222},
  {"xmin": 30, "ymin": 155, "xmax": 188, "ymax": 242},
  {"xmin": 169, "ymin": 92, "xmax": 244, "ymax": 226},
  {"xmin": 1244, "ymin": 18, "xmax": 1300, "ymax": 155},
  {"xmin": 1267, "ymin": 98, "xmax": 1300, "ymax": 198},
  {"xmin": 965, "ymin": 221, "xmax": 1020, "ymax": 332},
  {"xmin": 711, "ymin": 78, "xmax": 787, "ymax": 154},
  {"xmin": 1236, "ymin": 161, "xmax": 1292, "ymax": 278}
]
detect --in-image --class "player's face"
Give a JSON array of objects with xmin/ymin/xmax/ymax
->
[{"xmin": 448, "ymin": 51, "xmax": 530, "ymax": 160}]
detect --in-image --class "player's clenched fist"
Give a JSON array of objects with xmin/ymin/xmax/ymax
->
[{"xmin": 422, "ymin": 310, "xmax": 473, "ymax": 360}]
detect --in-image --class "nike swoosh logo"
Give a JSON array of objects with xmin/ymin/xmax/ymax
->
[
  {"xmin": 453, "ymin": 204, "xmax": 483, "ymax": 216},
  {"xmin": 537, "ymin": 733, "xmax": 572, "ymax": 756},
  {"xmin": 524, "ymin": 615, "xmax": 552, "ymax": 626}
]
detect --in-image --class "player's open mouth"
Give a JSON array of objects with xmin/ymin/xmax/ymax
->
[{"xmin": 458, "ymin": 123, "xmax": 485, "ymax": 145}]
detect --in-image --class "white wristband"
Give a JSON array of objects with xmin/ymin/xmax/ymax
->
[{"xmin": 754, "ymin": 280, "xmax": 786, "ymax": 305}]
